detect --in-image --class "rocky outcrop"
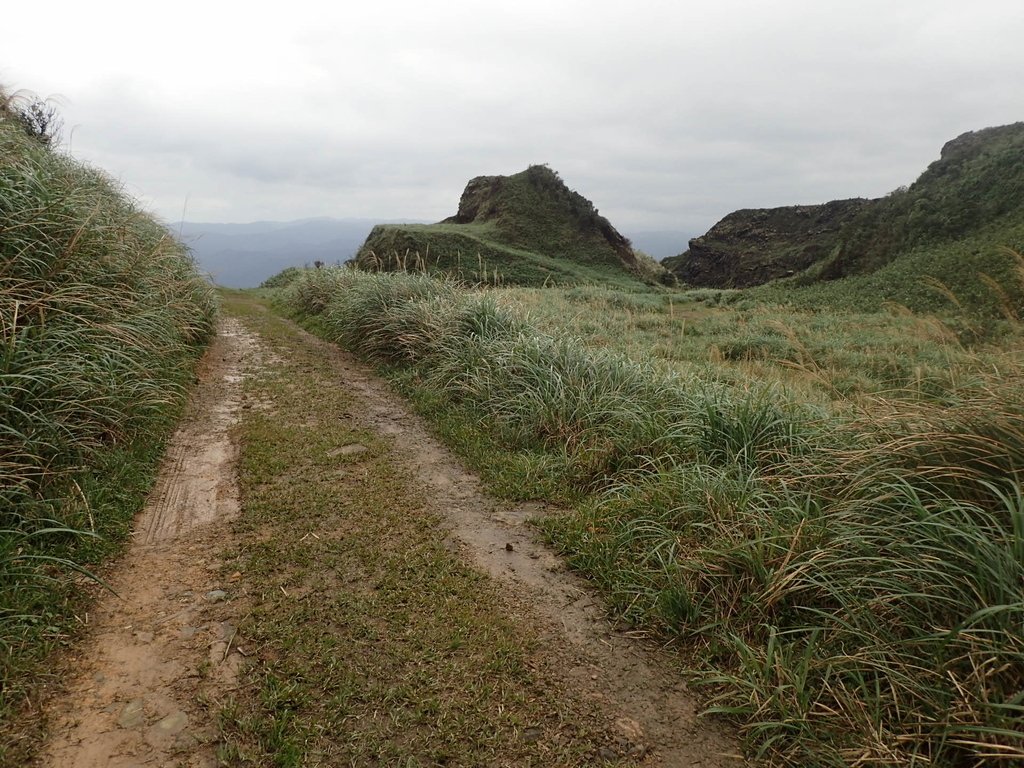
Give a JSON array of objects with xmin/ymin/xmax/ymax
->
[
  {"xmin": 663, "ymin": 199, "xmax": 870, "ymax": 288},
  {"xmin": 447, "ymin": 174, "xmax": 506, "ymax": 224},
  {"xmin": 355, "ymin": 165, "xmax": 641, "ymax": 285},
  {"xmin": 665, "ymin": 122, "xmax": 1024, "ymax": 287},
  {"xmin": 442, "ymin": 165, "xmax": 638, "ymax": 272}
]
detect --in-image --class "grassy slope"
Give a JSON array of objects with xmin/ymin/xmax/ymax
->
[
  {"xmin": 217, "ymin": 294, "xmax": 635, "ymax": 766},
  {"xmin": 504, "ymin": 266, "xmax": 1024, "ymax": 404},
  {"xmin": 356, "ymin": 166, "xmax": 644, "ymax": 288},
  {"xmin": 358, "ymin": 222, "xmax": 644, "ymax": 287},
  {"xmin": 760, "ymin": 220, "xmax": 1024, "ymax": 323},
  {"xmin": 277, "ymin": 268, "xmax": 1024, "ymax": 767},
  {"xmin": 827, "ymin": 123, "xmax": 1024, "ymax": 277},
  {"xmin": 0, "ymin": 116, "xmax": 216, "ymax": 762}
]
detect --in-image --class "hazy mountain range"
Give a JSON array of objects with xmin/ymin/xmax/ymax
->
[{"xmin": 175, "ymin": 217, "xmax": 693, "ymax": 288}]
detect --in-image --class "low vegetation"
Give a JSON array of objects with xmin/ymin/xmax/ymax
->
[
  {"xmin": 278, "ymin": 266, "xmax": 1023, "ymax": 767},
  {"xmin": 258, "ymin": 265, "xmax": 304, "ymax": 290},
  {"xmin": 356, "ymin": 221, "xmax": 646, "ymax": 287},
  {"xmin": 0, "ymin": 92, "xmax": 216, "ymax": 761},
  {"xmin": 217, "ymin": 294, "xmax": 633, "ymax": 766},
  {"xmin": 762, "ymin": 222, "xmax": 1024, "ymax": 325}
]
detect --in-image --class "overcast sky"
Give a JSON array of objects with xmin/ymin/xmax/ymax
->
[{"xmin": 4, "ymin": 0, "xmax": 1023, "ymax": 234}]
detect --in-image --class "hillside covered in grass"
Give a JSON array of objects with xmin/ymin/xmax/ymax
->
[
  {"xmin": 354, "ymin": 165, "xmax": 654, "ymax": 287},
  {"xmin": 0, "ymin": 90, "xmax": 216, "ymax": 761},
  {"xmin": 275, "ymin": 265, "xmax": 1023, "ymax": 767},
  {"xmin": 666, "ymin": 122, "xmax": 1024, "ymax": 305}
]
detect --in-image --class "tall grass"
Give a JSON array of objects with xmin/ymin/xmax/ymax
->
[
  {"xmin": 0, "ymin": 102, "xmax": 216, "ymax": 758},
  {"xmin": 282, "ymin": 267, "xmax": 1023, "ymax": 767},
  {"xmin": 1, "ymin": 120, "xmax": 215, "ymax": 523}
]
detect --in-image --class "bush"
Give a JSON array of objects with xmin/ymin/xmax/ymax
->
[
  {"xmin": 0, "ymin": 89, "xmax": 63, "ymax": 147},
  {"xmin": 260, "ymin": 266, "xmax": 305, "ymax": 290}
]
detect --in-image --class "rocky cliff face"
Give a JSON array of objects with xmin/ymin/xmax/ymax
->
[
  {"xmin": 665, "ymin": 122, "xmax": 1024, "ymax": 287},
  {"xmin": 447, "ymin": 174, "xmax": 506, "ymax": 224},
  {"xmin": 663, "ymin": 199, "xmax": 870, "ymax": 288}
]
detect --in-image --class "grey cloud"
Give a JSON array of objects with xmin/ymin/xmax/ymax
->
[{"xmin": 12, "ymin": 0, "xmax": 1021, "ymax": 232}]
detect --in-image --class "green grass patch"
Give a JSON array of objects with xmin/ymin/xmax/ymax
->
[
  {"xmin": 217, "ymin": 294, "xmax": 633, "ymax": 766},
  {"xmin": 504, "ymin": 281, "xmax": 1014, "ymax": 403},
  {"xmin": 0, "ymin": 107, "xmax": 216, "ymax": 762},
  {"xmin": 357, "ymin": 222, "xmax": 647, "ymax": 288},
  {"xmin": 759, "ymin": 221, "xmax": 1024, "ymax": 324}
]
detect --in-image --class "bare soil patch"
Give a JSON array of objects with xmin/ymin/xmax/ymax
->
[{"xmin": 37, "ymin": 319, "xmax": 260, "ymax": 767}]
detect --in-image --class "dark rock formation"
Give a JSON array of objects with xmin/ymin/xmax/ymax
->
[
  {"xmin": 665, "ymin": 122, "xmax": 1024, "ymax": 288},
  {"xmin": 663, "ymin": 199, "xmax": 870, "ymax": 288}
]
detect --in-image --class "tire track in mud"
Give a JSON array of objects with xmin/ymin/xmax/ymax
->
[
  {"xmin": 37, "ymin": 319, "xmax": 260, "ymax": 768},
  {"xmin": 294, "ymin": 327, "xmax": 744, "ymax": 767},
  {"xmin": 140, "ymin": 322, "xmax": 253, "ymax": 545}
]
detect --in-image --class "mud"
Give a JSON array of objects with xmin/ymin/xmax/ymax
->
[{"xmin": 38, "ymin": 319, "xmax": 259, "ymax": 768}]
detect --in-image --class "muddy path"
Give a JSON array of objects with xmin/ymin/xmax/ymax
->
[
  {"xmin": 290, "ymin": 324, "xmax": 742, "ymax": 767},
  {"xmin": 37, "ymin": 319, "xmax": 260, "ymax": 768},
  {"xmin": 37, "ymin": 307, "xmax": 741, "ymax": 766}
]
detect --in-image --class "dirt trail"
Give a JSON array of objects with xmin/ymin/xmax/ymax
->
[
  {"xmin": 38, "ymin": 311, "xmax": 741, "ymax": 766},
  {"xmin": 294, "ymin": 326, "xmax": 742, "ymax": 767},
  {"xmin": 38, "ymin": 319, "xmax": 260, "ymax": 768}
]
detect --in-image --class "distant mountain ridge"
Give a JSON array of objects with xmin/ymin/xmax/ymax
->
[
  {"xmin": 177, "ymin": 218, "xmax": 425, "ymax": 288},
  {"xmin": 665, "ymin": 122, "xmax": 1024, "ymax": 288},
  {"xmin": 178, "ymin": 211, "xmax": 687, "ymax": 289},
  {"xmin": 353, "ymin": 166, "xmax": 648, "ymax": 286}
]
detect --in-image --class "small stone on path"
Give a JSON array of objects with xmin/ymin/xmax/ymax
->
[
  {"xmin": 117, "ymin": 699, "xmax": 146, "ymax": 729},
  {"xmin": 145, "ymin": 710, "xmax": 189, "ymax": 747},
  {"xmin": 329, "ymin": 443, "xmax": 367, "ymax": 457}
]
